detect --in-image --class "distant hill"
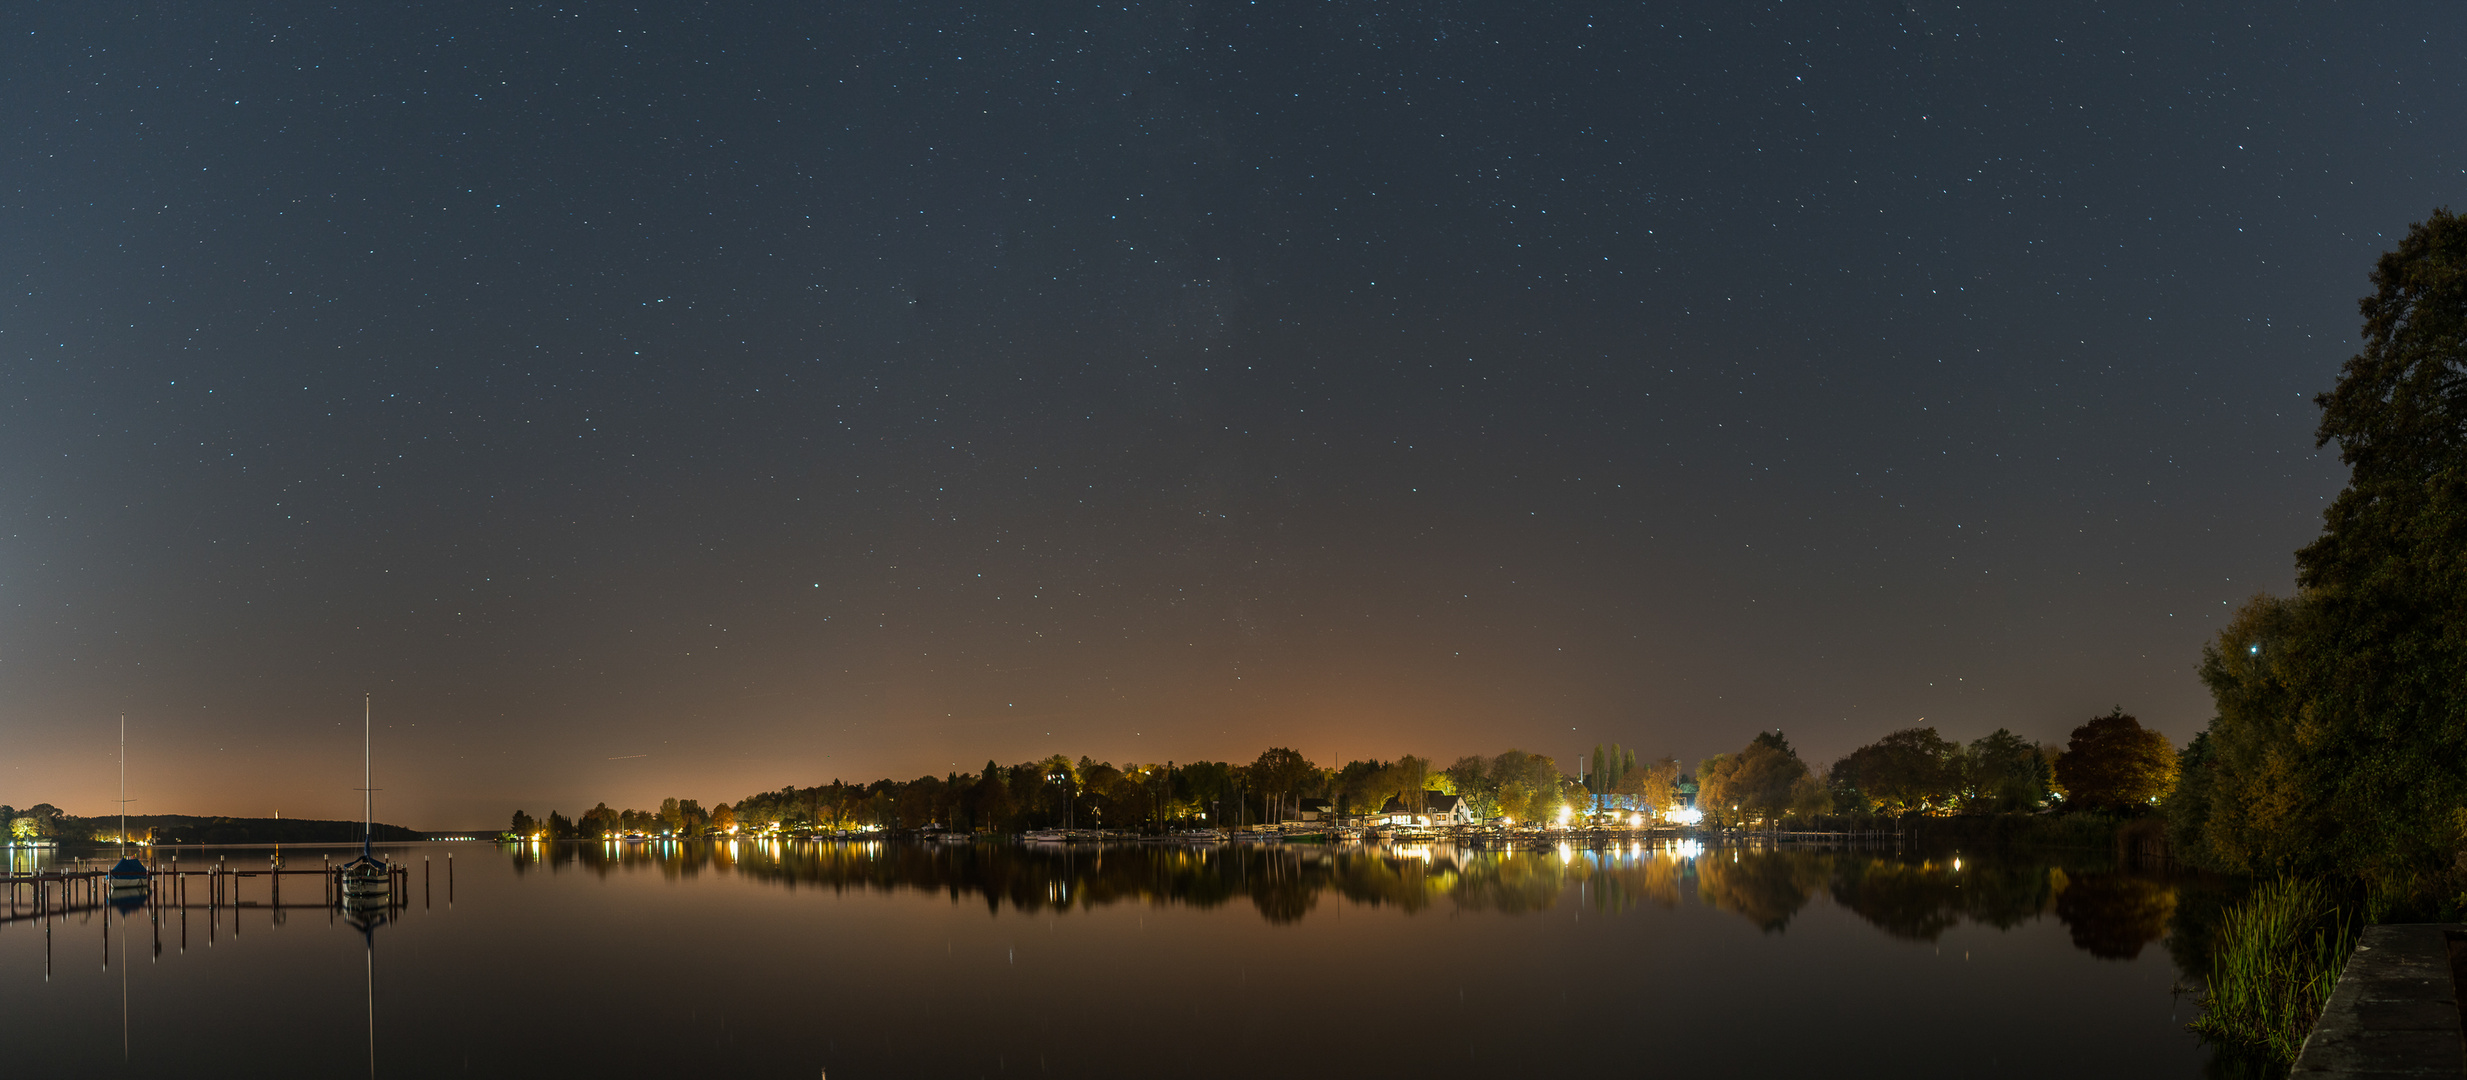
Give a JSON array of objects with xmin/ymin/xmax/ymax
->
[{"xmin": 122, "ymin": 814, "xmax": 425, "ymax": 845}]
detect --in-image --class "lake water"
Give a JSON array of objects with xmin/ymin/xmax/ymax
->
[{"xmin": 4, "ymin": 838, "xmax": 2245, "ymax": 1078}]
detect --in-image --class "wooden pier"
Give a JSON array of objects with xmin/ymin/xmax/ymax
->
[
  {"xmin": 1, "ymin": 855, "xmax": 424, "ymax": 928},
  {"xmin": 1, "ymin": 853, "xmax": 451, "ymax": 981}
]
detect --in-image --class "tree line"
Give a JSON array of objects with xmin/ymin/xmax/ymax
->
[
  {"xmin": 1686, "ymin": 713, "xmax": 2176, "ymax": 828},
  {"xmin": 508, "ymin": 748, "xmax": 1592, "ymax": 839},
  {"xmin": 504, "ymin": 707, "xmax": 2183, "ymax": 842},
  {"xmin": 1, "ymin": 804, "xmax": 421, "ymax": 846}
]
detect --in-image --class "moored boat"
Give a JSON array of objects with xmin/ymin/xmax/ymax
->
[
  {"xmin": 340, "ymin": 855, "xmax": 391, "ymax": 899},
  {"xmin": 107, "ymin": 856, "xmax": 150, "ymax": 891},
  {"xmin": 106, "ymin": 716, "xmax": 149, "ymax": 893},
  {"xmin": 340, "ymin": 695, "xmax": 391, "ymax": 902}
]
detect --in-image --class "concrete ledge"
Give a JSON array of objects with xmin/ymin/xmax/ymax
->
[{"xmin": 2292, "ymin": 923, "xmax": 2466, "ymax": 1077}]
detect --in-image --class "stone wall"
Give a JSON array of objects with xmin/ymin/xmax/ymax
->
[{"xmin": 2292, "ymin": 923, "xmax": 2465, "ymax": 1076}]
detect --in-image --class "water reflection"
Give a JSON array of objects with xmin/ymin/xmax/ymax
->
[
  {"xmin": 5, "ymin": 841, "xmax": 412, "ymax": 1077},
  {"xmin": 6, "ymin": 841, "xmax": 2235, "ymax": 1078},
  {"xmin": 2054, "ymin": 870, "xmax": 2180, "ymax": 960},
  {"xmin": 507, "ymin": 838, "xmax": 2189, "ymax": 959}
]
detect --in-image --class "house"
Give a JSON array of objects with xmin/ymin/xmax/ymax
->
[
  {"xmin": 1372, "ymin": 796, "xmax": 1422, "ymax": 827},
  {"xmin": 1424, "ymin": 793, "xmax": 1476, "ymax": 827},
  {"xmin": 1374, "ymin": 793, "xmax": 1479, "ymax": 828},
  {"xmin": 1294, "ymin": 798, "xmax": 1335, "ymax": 823}
]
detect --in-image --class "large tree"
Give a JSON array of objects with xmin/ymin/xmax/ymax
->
[
  {"xmin": 1698, "ymin": 732, "xmax": 1812, "ymax": 826},
  {"xmin": 1961, "ymin": 729, "xmax": 2052, "ymax": 813},
  {"xmin": 1831, "ymin": 727, "xmax": 1961, "ymax": 814},
  {"xmin": 2300, "ymin": 208, "xmax": 2467, "ymax": 905},
  {"xmin": 1486, "ymin": 750, "xmax": 1563, "ymax": 824},
  {"xmin": 2051, "ymin": 709, "xmax": 2177, "ymax": 811},
  {"xmin": 1443, "ymin": 756, "xmax": 1500, "ymax": 819},
  {"xmin": 2178, "ymin": 210, "xmax": 2467, "ymax": 907},
  {"xmin": 1245, "ymin": 748, "xmax": 1317, "ymax": 824},
  {"xmin": 1611, "ymin": 755, "xmax": 1681, "ymax": 816}
]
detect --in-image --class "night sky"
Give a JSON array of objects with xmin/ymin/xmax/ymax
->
[{"xmin": 5, "ymin": 2, "xmax": 2460, "ymax": 827}]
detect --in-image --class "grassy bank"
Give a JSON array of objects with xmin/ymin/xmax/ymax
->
[{"xmin": 2188, "ymin": 877, "xmax": 2360, "ymax": 1064}]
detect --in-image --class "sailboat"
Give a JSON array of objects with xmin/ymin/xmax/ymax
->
[
  {"xmin": 338, "ymin": 695, "xmax": 391, "ymax": 902},
  {"xmin": 105, "ymin": 716, "xmax": 149, "ymax": 892}
]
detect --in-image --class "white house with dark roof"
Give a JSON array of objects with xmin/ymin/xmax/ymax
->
[{"xmin": 1374, "ymin": 793, "xmax": 1478, "ymax": 827}]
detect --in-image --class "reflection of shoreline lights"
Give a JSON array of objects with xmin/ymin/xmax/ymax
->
[
  {"xmin": 484, "ymin": 839, "xmax": 2174, "ymax": 962},
  {"xmin": 1668, "ymin": 807, "xmax": 1703, "ymax": 826}
]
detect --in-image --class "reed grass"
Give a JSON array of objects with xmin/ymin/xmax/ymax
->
[{"xmin": 2188, "ymin": 877, "xmax": 2360, "ymax": 1063}]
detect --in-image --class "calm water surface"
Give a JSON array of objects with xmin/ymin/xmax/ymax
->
[{"xmin": 4, "ymin": 839, "xmax": 2238, "ymax": 1078}]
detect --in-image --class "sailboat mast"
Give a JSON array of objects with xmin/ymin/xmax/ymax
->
[
  {"xmin": 119, "ymin": 715, "xmax": 127, "ymax": 857},
  {"xmin": 362, "ymin": 694, "xmax": 373, "ymax": 858}
]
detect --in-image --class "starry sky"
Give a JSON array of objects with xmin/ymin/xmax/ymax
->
[{"xmin": 4, "ymin": 2, "xmax": 2460, "ymax": 827}]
